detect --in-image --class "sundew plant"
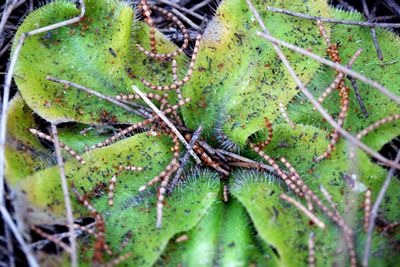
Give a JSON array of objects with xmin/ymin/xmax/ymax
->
[{"xmin": 1, "ymin": 0, "xmax": 400, "ymax": 266}]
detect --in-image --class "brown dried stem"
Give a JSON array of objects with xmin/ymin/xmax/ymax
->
[
  {"xmin": 50, "ymin": 124, "xmax": 78, "ymax": 266},
  {"xmin": 363, "ymin": 151, "xmax": 400, "ymax": 266},
  {"xmin": 132, "ymin": 85, "xmax": 201, "ymax": 164},
  {"xmin": 266, "ymin": 6, "xmax": 400, "ymax": 28}
]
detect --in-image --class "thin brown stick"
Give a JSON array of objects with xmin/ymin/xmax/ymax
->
[
  {"xmin": 254, "ymin": 31, "xmax": 400, "ymax": 169},
  {"xmin": 0, "ymin": 206, "xmax": 39, "ymax": 267},
  {"xmin": 132, "ymin": 85, "xmax": 201, "ymax": 164},
  {"xmin": 51, "ymin": 124, "xmax": 78, "ymax": 266},
  {"xmin": 157, "ymin": 0, "xmax": 204, "ymax": 20},
  {"xmin": 46, "ymin": 76, "xmax": 145, "ymax": 118},
  {"xmin": 255, "ymin": 32, "xmax": 400, "ymax": 104},
  {"xmin": 31, "ymin": 225, "xmax": 71, "ymax": 253},
  {"xmin": 348, "ymin": 76, "xmax": 369, "ymax": 118},
  {"xmin": 171, "ymin": 8, "xmax": 200, "ymax": 30},
  {"xmin": 4, "ymin": 223, "xmax": 15, "ymax": 267},
  {"xmin": 266, "ymin": 6, "xmax": 400, "ymax": 28},
  {"xmin": 0, "ymin": 0, "xmax": 85, "ymax": 208},
  {"xmin": 363, "ymin": 150, "xmax": 400, "ymax": 266},
  {"xmin": 362, "ymin": 0, "xmax": 384, "ymax": 60},
  {"xmin": 0, "ymin": 0, "xmax": 26, "ymax": 47},
  {"xmin": 30, "ymin": 222, "xmax": 96, "ymax": 250},
  {"xmin": 382, "ymin": 221, "xmax": 400, "ymax": 233},
  {"xmin": 91, "ymin": 98, "xmax": 191, "ymax": 149},
  {"xmin": 280, "ymin": 194, "xmax": 326, "ymax": 229},
  {"xmin": 167, "ymin": 126, "xmax": 203, "ymax": 195}
]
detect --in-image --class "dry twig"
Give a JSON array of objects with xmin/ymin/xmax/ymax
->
[
  {"xmin": 51, "ymin": 124, "xmax": 78, "ymax": 266},
  {"xmin": 266, "ymin": 6, "xmax": 400, "ymax": 28}
]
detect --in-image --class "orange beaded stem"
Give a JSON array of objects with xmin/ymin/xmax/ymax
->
[
  {"xmin": 314, "ymin": 92, "xmax": 349, "ymax": 162},
  {"xmin": 73, "ymin": 224, "xmax": 114, "ymax": 256},
  {"xmin": 156, "ymin": 159, "xmax": 180, "ymax": 228},
  {"xmin": 257, "ymin": 117, "xmax": 273, "ymax": 150},
  {"xmin": 91, "ymin": 98, "xmax": 191, "ymax": 149},
  {"xmin": 223, "ymin": 185, "xmax": 229, "ymax": 202},
  {"xmin": 357, "ymin": 114, "xmax": 400, "ymax": 139},
  {"xmin": 29, "ymin": 128, "xmax": 85, "ymax": 164},
  {"xmin": 136, "ymin": 5, "xmax": 189, "ymax": 60},
  {"xmin": 364, "ymin": 189, "xmax": 372, "ymax": 232},
  {"xmin": 108, "ymin": 172, "xmax": 120, "ymax": 206},
  {"xmin": 317, "ymin": 49, "xmax": 363, "ymax": 106},
  {"xmin": 71, "ymin": 183, "xmax": 106, "ymax": 263},
  {"xmin": 280, "ymin": 194, "xmax": 326, "ymax": 229},
  {"xmin": 138, "ymin": 134, "xmax": 180, "ymax": 192},
  {"xmin": 104, "ymin": 252, "xmax": 133, "ymax": 267},
  {"xmin": 317, "ymin": 20, "xmax": 330, "ymax": 46},
  {"xmin": 249, "ymin": 145, "xmax": 351, "ymax": 234},
  {"xmin": 140, "ymin": 0, "xmax": 156, "ymax": 53},
  {"xmin": 249, "ymin": 142, "xmax": 303, "ymax": 196},
  {"xmin": 141, "ymin": 34, "xmax": 201, "ymax": 91}
]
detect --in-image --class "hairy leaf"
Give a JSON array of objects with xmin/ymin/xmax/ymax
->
[
  {"xmin": 181, "ymin": 0, "xmax": 330, "ymax": 146},
  {"xmin": 13, "ymin": 0, "xmax": 184, "ymax": 125}
]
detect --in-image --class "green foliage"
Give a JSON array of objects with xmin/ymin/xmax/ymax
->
[
  {"xmin": 288, "ymin": 8, "xmax": 400, "ymax": 150},
  {"xmin": 5, "ymin": 94, "xmax": 52, "ymax": 184},
  {"xmin": 234, "ymin": 124, "xmax": 400, "ymax": 266},
  {"xmin": 15, "ymin": 131, "xmax": 219, "ymax": 265},
  {"xmin": 13, "ymin": 0, "xmax": 184, "ymax": 125},
  {"xmin": 181, "ymin": 0, "xmax": 330, "ymax": 146},
  {"xmin": 231, "ymin": 169, "xmax": 400, "ymax": 267},
  {"xmin": 6, "ymin": 0, "xmax": 400, "ymax": 266},
  {"xmin": 159, "ymin": 198, "xmax": 272, "ymax": 266}
]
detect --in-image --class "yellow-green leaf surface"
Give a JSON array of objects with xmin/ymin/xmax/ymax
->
[
  {"xmin": 6, "ymin": 95, "xmax": 53, "ymax": 184},
  {"xmin": 13, "ymin": 0, "xmax": 185, "ymax": 125},
  {"xmin": 288, "ymin": 8, "xmax": 400, "ymax": 151},
  {"xmin": 158, "ymin": 198, "xmax": 274, "ymax": 266},
  {"xmin": 234, "ymin": 124, "xmax": 400, "ymax": 266},
  {"xmin": 181, "ymin": 0, "xmax": 330, "ymax": 146},
  {"xmin": 15, "ymin": 133, "xmax": 219, "ymax": 266}
]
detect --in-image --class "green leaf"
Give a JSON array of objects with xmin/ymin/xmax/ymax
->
[
  {"xmin": 15, "ymin": 133, "xmax": 219, "ymax": 266},
  {"xmin": 233, "ymin": 124, "xmax": 400, "ymax": 266},
  {"xmin": 288, "ymin": 8, "xmax": 400, "ymax": 151},
  {"xmin": 181, "ymin": 0, "xmax": 330, "ymax": 146},
  {"xmin": 158, "ymin": 197, "xmax": 274, "ymax": 266},
  {"xmin": 13, "ymin": 0, "xmax": 184, "ymax": 125},
  {"xmin": 6, "ymin": 95, "xmax": 53, "ymax": 185},
  {"xmin": 57, "ymin": 123, "xmax": 116, "ymax": 154}
]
